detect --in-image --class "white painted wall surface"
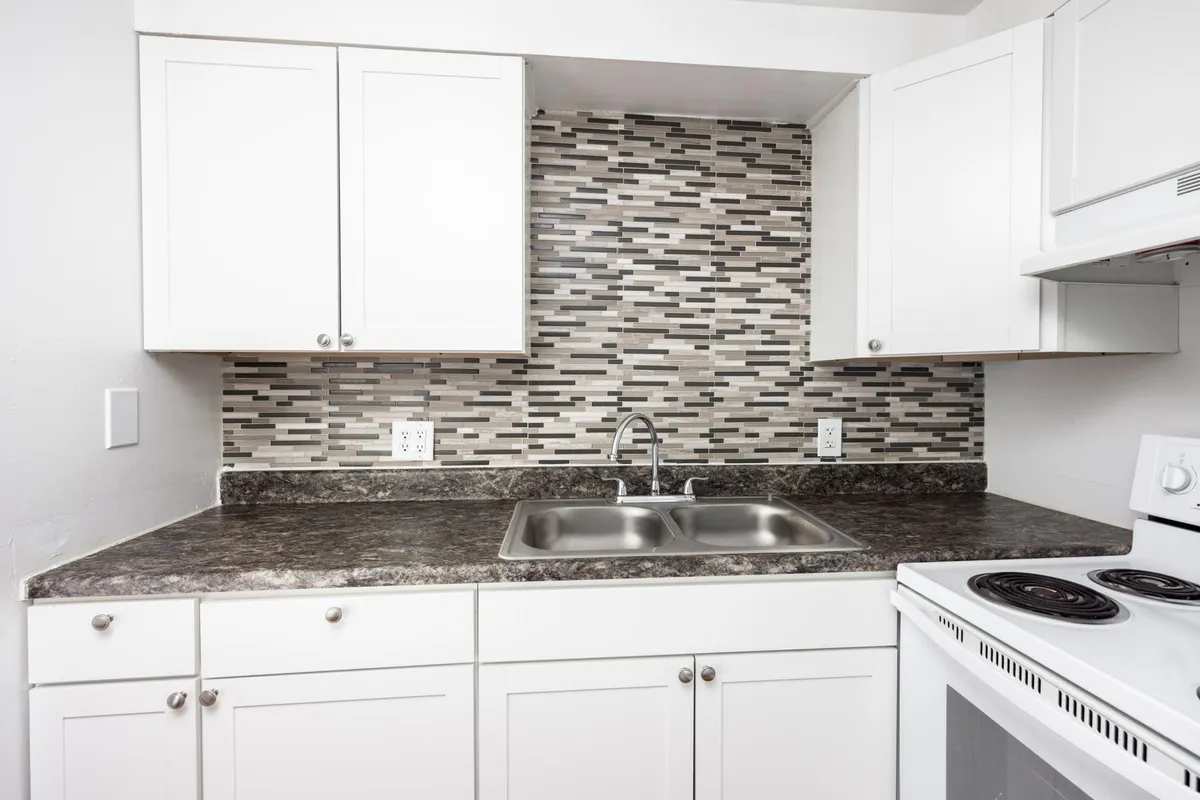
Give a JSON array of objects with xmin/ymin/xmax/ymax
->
[
  {"xmin": 0, "ymin": 0, "xmax": 221, "ymax": 797},
  {"xmin": 986, "ymin": 283, "xmax": 1200, "ymax": 528},
  {"xmin": 134, "ymin": 0, "xmax": 965, "ymax": 77},
  {"xmin": 964, "ymin": 0, "xmax": 1063, "ymax": 39}
]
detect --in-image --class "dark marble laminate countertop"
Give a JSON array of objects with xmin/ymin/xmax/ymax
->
[{"xmin": 24, "ymin": 494, "xmax": 1132, "ymax": 599}]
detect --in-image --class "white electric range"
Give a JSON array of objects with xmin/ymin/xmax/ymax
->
[{"xmin": 894, "ymin": 434, "xmax": 1200, "ymax": 800}]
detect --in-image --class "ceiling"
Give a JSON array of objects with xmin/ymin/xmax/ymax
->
[
  {"xmin": 529, "ymin": 56, "xmax": 859, "ymax": 125},
  {"xmin": 736, "ymin": 0, "xmax": 985, "ymax": 13}
]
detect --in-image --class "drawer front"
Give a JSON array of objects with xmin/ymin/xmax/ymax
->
[
  {"xmin": 28, "ymin": 598, "xmax": 198, "ymax": 684},
  {"xmin": 479, "ymin": 576, "xmax": 898, "ymax": 663},
  {"xmin": 201, "ymin": 588, "xmax": 475, "ymax": 678}
]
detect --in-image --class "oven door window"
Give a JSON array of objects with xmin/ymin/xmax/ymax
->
[{"xmin": 948, "ymin": 687, "xmax": 1100, "ymax": 799}]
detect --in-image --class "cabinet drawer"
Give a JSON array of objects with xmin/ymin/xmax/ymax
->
[
  {"xmin": 28, "ymin": 598, "xmax": 198, "ymax": 684},
  {"xmin": 201, "ymin": 588, "xmax": 475, "ymax": 678},
  {"xmin": 479, "ymin": 576, "xmax": 897, "ymax": 663}
]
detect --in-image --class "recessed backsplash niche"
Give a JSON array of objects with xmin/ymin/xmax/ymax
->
[{"xmin": 224, "ymin": 111, "xmax": 983, "ymax": 469}]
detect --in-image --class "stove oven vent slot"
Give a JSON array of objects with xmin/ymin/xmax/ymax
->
[
  {"xmin": 938, "ymin": 615, "xmax": 964, "ymax": 642},
  {"xmin": 1186, "ymin": 769, "xmax": 1200, "ymax": 793},
  {"xmin": 1057, "ymin": 689, "xmax": 1147, "ymax": 762},
  {"xmin": 1178, "ymin": 169, "xmax": 1200, "ymax": 197},
  {"xmin": 979, "ymin": 641, "xmax": 1042, "ymax": 693}
]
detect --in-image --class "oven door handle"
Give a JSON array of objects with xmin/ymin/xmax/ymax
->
[{"xmin": 892, "ymin": 589, "xmax": 1199, "ymax": 800}]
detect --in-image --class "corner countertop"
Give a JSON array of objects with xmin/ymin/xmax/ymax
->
[{"xmin": 24, "ymin": 493, "xmax": 1132, "ymax": 599}]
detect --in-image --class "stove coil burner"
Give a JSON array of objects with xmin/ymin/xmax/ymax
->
[
  {"xmin": 1089, "ymin": 569, "xmax": 1200, "ymax": 605},
  {"xmin": 969, "ymin": 572, "xmax": 1125, "ymax": 623}
]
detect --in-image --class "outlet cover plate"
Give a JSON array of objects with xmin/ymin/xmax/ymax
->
[
  {"xmin": 105, "ymin": 388, "xmax": 139, "ymax": 449},
  {"xmin": 817, "ymin": 418, "xmax": 842, "ymax": 458},
  {"xmin": 392, "ymin": 420, "xmax": 434, "ymax": 462}
]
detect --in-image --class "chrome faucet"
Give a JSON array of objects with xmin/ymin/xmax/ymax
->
[{"xmin": 609, "ymin": 413, "xmax": 661, "ymax": 496}]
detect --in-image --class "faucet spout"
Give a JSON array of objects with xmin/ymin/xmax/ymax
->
[{"xmin": 609, "ymin": 413, "xmax": 661, "ymax": 496}]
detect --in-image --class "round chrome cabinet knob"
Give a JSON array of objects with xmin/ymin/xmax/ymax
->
[
  {"xmin": 701, "ymin": 666, "xmax": 717, "ymax": 682},
  {"xmin": 317, "ymin": 333, "xmax": 332, "ymax": 348},
  {"xmin": 340, "ymin": 333, "xmax": 354, "ymax": 347},
  {"xmin": 868, "ymin": 339, "xmax": 883, "ymax": 353},
  {"xmin": 199, "ymin": 689, "xmax": 219, "ymax": 708},
  {"xmin": 91, "ymin": 614, "xmax": 113, "ymax": 632},
  {"xmin": 1162, "ymin": 464, "xmax": 1195, "ymax": 495},
  {"xmin": 678, "ymin": 668, "xmax": 694, "ymax": 684},
  {"xmin": 166, "ymin": 692, "xmax": 187, "ymax": 710},
  {"xmin": 325, "ymin": 606, "xmax": 343, "ymax": 623}
]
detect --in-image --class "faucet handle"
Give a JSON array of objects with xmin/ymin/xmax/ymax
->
[
  {"xmin": 603, "ymin": 477, "xmax": 628, "ymax": 499},
  {"xmin": 683, "ymin": 477, "xmax": 706, "ymax": 498}
]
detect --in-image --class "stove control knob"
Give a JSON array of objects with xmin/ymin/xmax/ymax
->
[{"xmin": 1161, "ymin": 464, "xmax": 1195, "ymax": 495}]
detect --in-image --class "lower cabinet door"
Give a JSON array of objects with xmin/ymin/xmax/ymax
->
[
  {"xmin": 200, "ymin": 664, "xmax": 474, "ymax": 800},
  {"xmin": 30, "ymin": 678, "xmax": 200, "ymax": 800},
  {"xmin": 479, "ymin": 656, "xmax": 695, "ymax": 800},
  {"xmin": 695, "ymin": 648, "xmax": 898, "ymax": 800}
]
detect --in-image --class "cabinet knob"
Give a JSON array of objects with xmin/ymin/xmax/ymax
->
[
  {"xmin": 325, "ymin": 606, "xmax": 343, "ymax": 623},
  {"xmin": 679, "ymin": 668, "xmax": 694, "ymax": 684},
  {"xmin": 199, "ymin": 689, "xmax": 219, "ymax": 708},
  {"xmin": 340, "ymin": 333, "xmax": 354, "ymax": 347},
  {"xmin": 166, "ymin": 692, "xmax": 187, "ymax": 710},
  {"xmin": 317, "ymin": 333, "xmax": 332, "ymax": 348},
  {"xmin": 868, "ymin": 339, "xmax": 883, "ymax": 353},
  {"xmin": 701, "ymin": 666, "xmax": 716, "ymax": 682},
  {"xmin": 90, "ymin": 614, "xmax": 113, "ymax": 632}
]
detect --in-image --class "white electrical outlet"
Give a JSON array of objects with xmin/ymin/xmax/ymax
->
[
  {"xmin": 392, "ymin": 421, "xmax": 435, "ymax": 462},
  {"xmin": 817, "ymin": 418, "xmax": 842, "ymax": 458},
  {"xmin": 105, "ymin": 388, "xmax": 139, "ymax": 449}
]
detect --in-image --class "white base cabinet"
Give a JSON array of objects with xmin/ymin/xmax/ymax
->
[
  {"xmin": 30, "ymin": 678, "xmax": 200, "ymax": 800},
  {"xmin": 479, "ymin": 657, "xmax": 695, "ymax": 800},
  {"xmin": 201, "ymin": 665, "xmax": 474, "ymax": 800},
  {"xmin": 695, "ymin": 649, "xmax": 898, "ymax": 800}
]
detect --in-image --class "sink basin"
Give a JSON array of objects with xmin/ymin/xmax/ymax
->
[
  {"xmin": 669, "ymin": 502, "xmax": 836, "ymax": 548},
  {"xmin": 500, "ymin": 497, "xmax": 864, "ymax": 559},
  {"xmin": 521, "ymin": 506, "xmax": 674, "ymax": 553}
]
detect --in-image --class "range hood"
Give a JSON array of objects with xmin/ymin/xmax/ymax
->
[{"xmin": 1022, "ymin": 215, "xmax": 1200, "ymax": 284}]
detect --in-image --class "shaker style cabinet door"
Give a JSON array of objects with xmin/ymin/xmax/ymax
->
[
  {"xmin": 1049, "ymin": 0, "xmax": 1200, "ymax": 213},
  {"xmin": 30, "ymin": 678, "xmax": 200, "ymax": 800},
  {"xmin": 139, "ymin": 36, "xmax": 340, "ymax": 352},
  {"xmin": 865, "ymin": 21, "xmax": 1044, "ymax": 356},
  {"xmin": 200, "ymin": 665, "xmax": 474, "ymax": 800},
  {"xmin": 478, "ymin": 657, "xmax": 695, "ymax": 800},
  {"xmin": 694, "ymin": 649, "xmax": 898, "ymax": 800},
  {"xmin": 338, "ymin": 47, "xmax": 528, "ymax": 354}
]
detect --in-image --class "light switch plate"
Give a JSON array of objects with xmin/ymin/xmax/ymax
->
[
  {"xmin": 817, "ymin": 418, "xmax": 842, "ymax": 458},
  {"xmin": 392, "ymin": 420, "xmax": 434, "ymax": 461},
  {"xmin": 105, "ymin": 388, "xmax": 139, "ymax": 449}
]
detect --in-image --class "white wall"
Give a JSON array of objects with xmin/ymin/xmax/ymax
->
[
  {"xmin": 964, "ymin": 0, "xmax": 1064, "ymax": 39},
  {"xmin": 986, "ymin": 283, "xmax": 1200, "ymax": 529},
  {"xmin": 0, "ymin": 0, "xmax": 221, "ymax": 796},
  {"xmin": 134, "ymin": 0, "xmax": 965, "ymax": 77}
]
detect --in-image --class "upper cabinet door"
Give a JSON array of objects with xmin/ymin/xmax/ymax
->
[
  {"xmin": 865, "ymin": 22, "xmax": 1044, "ymax": 356},
  {"xmin": 1050, "ymin": 0, "xmax": 1200, "ymax": 213},
  {"xmin": 139, "ymin": 37, "xmax": 340, "ymax": 352},
  {"xmin": 338, "ymin": 48, "xmax": 528, "ymax": 354}
]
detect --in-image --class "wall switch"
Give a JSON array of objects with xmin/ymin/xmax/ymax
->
[
  {"xmin": 105, "ymin": 388, "xmax": 139, "ymax": 449},
  {"xmin": 817, "ymin": 418, "xmax": 842, "ymax": 458},
  {"xmin": 392, "ymin": 420, "xmax": 434, "ymax": 461}
]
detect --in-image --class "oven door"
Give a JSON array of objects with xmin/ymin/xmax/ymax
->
[{"xmin": 894, "ymin": 587, "xmax": 1198, "ymax": 800}]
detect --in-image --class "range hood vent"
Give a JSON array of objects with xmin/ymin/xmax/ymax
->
[{"xmin": 1023, "ymin": 215, "xmax": 1200, "ymax": 284}]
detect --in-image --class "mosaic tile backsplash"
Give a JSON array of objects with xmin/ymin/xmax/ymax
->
[{"xmin": 223, "ymin": 112, "xmax": 983, "ymax": 469}]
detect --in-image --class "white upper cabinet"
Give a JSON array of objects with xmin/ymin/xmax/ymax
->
[
  {"xmin": 339, "ymin": 48, "xmax": 528, "ymax": 354},
  {"xmin": 865, "ymin": 22, "xmax": 1044, "ymax": 357},
  {"xmin": 1049, "ymin": 0, "xmax": 1200, "ymax": 214},
  {"xmin": 140, "ymin": 37, "xmax": 340, "ymax": 352},
  {"xmin": 140, "ymin": 37, "xmax": 529, "ymax": 354}
]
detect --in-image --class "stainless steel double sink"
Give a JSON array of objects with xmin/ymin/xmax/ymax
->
[{"xmin": 499, "ymin": 496, "xmax": 865, "ymax": 560}]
